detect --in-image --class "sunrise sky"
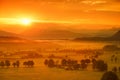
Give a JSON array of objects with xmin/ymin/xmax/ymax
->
[{"xmin": 0, "ymin": 0, "xmax": 120, "ymax": 33}]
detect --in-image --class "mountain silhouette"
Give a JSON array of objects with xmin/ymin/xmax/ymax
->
[
  {"xmin": 74, "ymin": 30, "xmax": 120, "ymax": 41},
  {"xmin": 21, "ymin": 24, "xmax": 83, "ymax": 40},
  {"xmin": 22, "ymin": 29, "xmax": 80, "ymax": 40},
  {"xmin": 110, "ymin": 30, "xmax": 120, "ymax": 40},
  {"xmin": 0, "ymin": 30, "xmax": 27, "ymax": 43},
  {"xmin": 0, "ymin": 30, "xmax": 18, "ymax": 36}
]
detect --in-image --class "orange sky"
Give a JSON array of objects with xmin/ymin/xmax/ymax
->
[{"xmin": 0, "ymin": 0, "xmax": 120, "ymax": 33}]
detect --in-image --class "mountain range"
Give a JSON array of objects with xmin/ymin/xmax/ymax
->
[
  {"xmin": 0, "ymin": 30, "xmax": 28, "ymax": 43},
  {"xmin": 21, "ymin": 23, "xmax": 118, "ymax": 40},
  {"xmin": 74, "ymin": 30, "xmax": 120, "ymax": 41},
  {"xmin": 0, "ymin": 23, "xmax": 120, "ymax": 41},
  {"xmin": 21, "ymin": 27, "xmax": 81, "ymax": 40},
  {"xmin": 21, "ymin": 23, "xmax": 88, "ymax": 40}
]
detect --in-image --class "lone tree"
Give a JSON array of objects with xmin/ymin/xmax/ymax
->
[
  {"xmin": 12, "ymin": 62, "xmax": 16, "ymax": 68},
  {"xmin": 119, "ymin": 66, "xmax": 120, "ymax": 72},
  {"xmin": 12, "ymin": 60, "xmax": 20, "ymax": 68},
  {"xmin": 61, "ymin": 59, "xmax": 67, "ymax": 66},
  {"xmin": 23, "ymin": 60, "xmax": 34, "ymax": 67},
  {"xmin": 48, "ymin": 59, "xmax": 55, "ymax": 68},
  {"xmin": 16, "ymin": 60, "xmax": 20, "ymax": 68},
  {"xmin": 101, "ymin": 71, "xmax": 119, "ymax": 80},
  {"xmin": 23, "ymin": 61, "xmax": 28, "ymax": 67},
  {"xmin": 93, "ymin": 60, "xmax": 108, "ymax": 71},
  {"xmin": 0, "ymin": 61, "xmax": 5, "ymax": 68},
  {"xmin": 85, "ymin": 59, "xmax": 91, "ymax": 64},
  {"xmin": 112, "ymin": 66, "xmax": 117, "ymax": 72},
  {"xmin": 44, "ymin": 59, "xmax": 49, "ymax": 66},
  {"xmin": 28, "ymin": 60, "xmax": 34, "ymax": 67},
  {"xmin": 80, "ymin": 59, "xmax": 88, "ymax": 70},
  {"xmin": 5, "ymin": 60, "xmax": 11, "ymax": 68}
]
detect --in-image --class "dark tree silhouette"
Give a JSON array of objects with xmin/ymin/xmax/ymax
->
[
  {"xmin": 114, "ymin": 57, "xmax": 118, "ymax": 63},
  {"xmin": 16, "ymin": 60, "xmax": 20, "ymax": 68},
  {"xmin": 23, "ymin": 61, "xmax": 34, "ymax": 67},
  {"xmin": 73, "ymin": 63, "xmax": 80, "ymax": 70},
  {"xmin": 13, "ymin": 60, "xmax": 20, "ymax": 68},
  {"xmin": 92, "ymin": 58, "xmax": 97, "ymax": 70},
  {"xmin": 67, "ymin": 59, "xmax": 72, "ymax": 66},
  {"xmin": 12, "ymin": 62, "xmax": 16, "ymax": 68},
  {"xmin": 85, "ymin": 59, "xmax": 91, "ymax": 64},
  {"xmin": 61, "ymin": 59, "xmax": 67, "ymax": 66},
  {"xmin": 92, "ymin": 58, "xmax": 97, "ymax": 64},
  {"xmin": 0, "ymin": 61, "xmax": 5, "ymax": 68},
  {"xmin": 119, "ymin": 66, "xmax": 120, "ymax": 72},
  {"xmin": 28, "ymin": 60, "xmax": 34, "ymax": 67},
  {"xmin": 80, "ymin": 59, "xmax": 85, "ymax": 64},
  {"xmin": 48, "ymin": 59, "xmax": 55, "ymax": 68},
  {"xmin": 112, "ymin": 67, "xmax": 117, "ymax": 72},
  {"xmin": 5, "ymin": 60, "xmax": 10, "ymax": 68},
  {"xmin": 111, "ymin": 55, "xmax": 115, "ymax": 62},
  {"xmin": 23, "ymin": 61, "xmax": 28, "ymax": 67},
  {"xmin": 80, "ymin": 59, "xmax": 88, "ymax": 70},
  {"xmin": 101, "ymin": 71, "xmax": 119, "ymax": 80},
  {"xmin": 44, "ymin": 59, "xmax": 49, "ymax": 66},
  {"xmin": 81, "ymin": 62, "xmax": 87, "ymax": 70},
  {"xmin": 93, "ymin": 60, "xmax": 108, "ymax": 71}
]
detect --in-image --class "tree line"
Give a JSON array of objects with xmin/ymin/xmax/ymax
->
[
  {"xmin": 0, "ymin": 60, "xmax": 34, "ymax": 68},
  {"xmin": 44, "ymin": 58, "xmax": 108, "ymax": 71}
]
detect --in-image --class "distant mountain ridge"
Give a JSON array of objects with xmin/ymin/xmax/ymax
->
[
  {"xmin": 21, "ymin": 26, "xmax": 84, "ymax": 40},
  {"xmin": 21, "ymin": 23, "xmax": 120, "ymax": 40},
  {"xmin": 74, "ymin": 30, "xmax": 120, "ymax": 41},
  {"xmin": 0, "ymin": 30, "xmax": 18, "ymax": 36},
  {"xmin": 111, "ymin": 30, "xmax": 120, "ymax": 40},
  {"xmin": 0, "ymin": 30, "xmax": 28, "ymax": 43},
  {"xmin": 22, "ymin": 29, "xmax": 80, "ymax": 40}
]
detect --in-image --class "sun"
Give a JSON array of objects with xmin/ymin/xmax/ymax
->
[{"xmin": 20, "ymin": 18, "xmax": 32, "ymax": 25}]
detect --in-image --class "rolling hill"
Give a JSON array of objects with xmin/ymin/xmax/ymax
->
[
  {"xmin": 21, "ymin": 23, "xmax": 119, "ymax": 40},
  {"xmin": 21, "ymin": 24, "xmax": 83, "ymax": 40},
  {"xmin": 110, "ymin": 30, "xmax": 120, "ymax": 40},
  {"xmin": 0, "ymin": 30, "xmax": 28, "ymax": 43},
  {"xmin": 74, "ymin": 30, "xmax": 120, "ymax": 41}
]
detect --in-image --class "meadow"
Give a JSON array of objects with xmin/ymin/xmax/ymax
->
[{"xmin": 0, "ymin": 40, "xmax": 120, "ymax": 80}]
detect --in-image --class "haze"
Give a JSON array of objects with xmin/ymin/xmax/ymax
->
[{"xmin": 0, "ymin": 0, "xmax": 120, "ymax": 33}]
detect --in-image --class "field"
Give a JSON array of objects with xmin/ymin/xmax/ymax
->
[
  {"xmin": 0, "ymin": 67, "xmax": 104, "ymax": 80},
  {"xmin": 0, "ymin": 40, "xmax": 120, "ymax": 80}
]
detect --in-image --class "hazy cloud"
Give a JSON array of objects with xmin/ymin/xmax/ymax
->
[{"xmin": 0, "ymin": 0, "xmax": 120, "ymax": 25}]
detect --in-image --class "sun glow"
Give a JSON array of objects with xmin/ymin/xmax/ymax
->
[
  {"xmin": 0, "ymin": 18, "xmax": 33, "ymax": 26},
  {"xmin": 20, "ymin": 18, "xmax": 32, "ymax": 25}
]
